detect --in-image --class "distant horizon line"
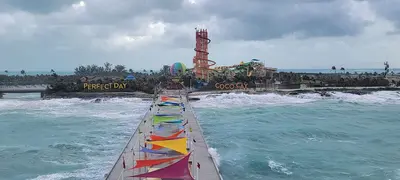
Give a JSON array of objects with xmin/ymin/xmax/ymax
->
[{"xmin": 2, "ymin": 67, "xmax": 399, "ymax": 72}]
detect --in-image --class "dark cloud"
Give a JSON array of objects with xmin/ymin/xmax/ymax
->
[
  {"xmin": 199, "ymin": 0, "xmax": 364, "ymax": 40},
  {"xmin": 1, "ymin": 0, "xmax": 373, "ymax": 41},
  {"xmin": 83, "ymin": 0, "xmax": 365, "ymax": 41},
  {"xmin": 1, "ymin": 0, "xmax": 400, "ymax": 49},
  {"xmin": 0, "ymin": 0, "xmax": 79, "ymax": 13},
  {"xmin": 370, "ymin": 0, "xmax": 400, "ymax": 28}
]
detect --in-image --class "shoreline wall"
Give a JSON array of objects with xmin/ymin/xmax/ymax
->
[{"xmin": 43, "ymin": 92, "xmax": 155, "ymax": 99}]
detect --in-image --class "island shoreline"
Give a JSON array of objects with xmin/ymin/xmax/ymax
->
[{"xmin": 39, "ymin": 86, "xmax": 400, "ymax": 100}]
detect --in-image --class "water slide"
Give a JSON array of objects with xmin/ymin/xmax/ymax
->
[{"xmin": 193, "ymin": 32, "xmax": 217, "ymax": 75}]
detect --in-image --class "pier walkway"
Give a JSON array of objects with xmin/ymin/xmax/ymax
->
[{"xmin": 105, "ymin": 90, "xmax": 222, "ymax": 180}]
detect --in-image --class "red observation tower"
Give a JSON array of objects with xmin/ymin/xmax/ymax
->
[{"xmin": 193, "ymin": 28, "xmax": 216, "ymax": 81}]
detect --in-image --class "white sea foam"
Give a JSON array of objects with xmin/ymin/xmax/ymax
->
[
  {"xmin": 0, "ymin": 96, "xmax": 150, "ymax": 180},
  {"xmin": 0, "ymin": 97, "xmax": 149, "ymax": 119},
  {"xmin": 191, "ymin": 91, "xmax": 400, "ymax": 108},
  {"xmin": 208, "ymin": 147, "xmax": 221, "ymax": 167},
  {"xmin": 268, "ymin": 160, "xmax": 293, "ymax": 175}
]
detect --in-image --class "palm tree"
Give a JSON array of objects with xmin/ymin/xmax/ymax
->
[
  {"xmin": 4, "ymin": 70, "xmax": 8, "ymax": 74},
  {"xmin": 331, "ymin": 66, "xmax": 336, "ymax": 73},
  {"xmin": 129, "ymin": 69, "xmax": 134, "ymax": 74},
  {"xmin": 20, "ymin": 70, "xmax": 26, "ymax": 76},
  {"xmin": 114, "ymin": 65, "xmax": 126, "ymax": 73},
  {"xmin": 340, "ymin": 67, "xmax": 345, "ymax": 74},
  {"xmin": 384, "ymin": 61, "xmax": 389, "ymax": 78},
  {"xmin": 50, "ymin": 69, "xmax": 55, "ymax": 73},
  {"xmin": 104, "ymin": 62, "xmax": 113, "ymax": 72}
]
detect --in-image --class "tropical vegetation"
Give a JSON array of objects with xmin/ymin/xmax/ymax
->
[{"xmin": 1, "ymin": 62, "xmax": 399, "ymax": 94}]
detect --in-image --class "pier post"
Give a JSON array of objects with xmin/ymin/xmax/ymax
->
[{"xmin": 0, "ymin": 93, "xmax": 3, "ymax": 98}]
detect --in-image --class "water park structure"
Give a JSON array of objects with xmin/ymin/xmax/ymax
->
[
  {"xmin": 193, "ymin": 28, "xmax": 216, "ymax": 81},
  {"xmin": 191, "ymin": 28, "xmax": 277, "ymax": 82}
]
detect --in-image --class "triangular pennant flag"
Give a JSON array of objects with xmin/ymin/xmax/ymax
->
[
  {"xmin": 147, "ymin": 137, "xmax": 188, "ymax": 155},
  {"xmin": 129, "ymin": 152, "xmax": 194, "ymax": 180},
  {"xmin": 153, "ymin": 116, "xmax": 181, "ymax": 125},
  {"xmin": 150, "ymin": 130, "xmax": 185, "ymax": 150},
  {"xmin": 139, "ymin": 146, "xmax": 168, "ymax": 154},
  {"xmin": 128, "ymin": 156, "xmax": 182, "ymax": 169},
  {"xmin": 150, "ymin": 129, "xmax": 184, "ymax": 141}
]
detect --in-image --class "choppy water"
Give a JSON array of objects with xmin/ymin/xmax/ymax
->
[{"xmin": 1, "ymin": 91, "xmax": 400, "ymax": 180}]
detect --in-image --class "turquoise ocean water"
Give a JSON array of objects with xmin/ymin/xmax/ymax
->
[{"xmin": 1, "ymin": 91, "xmax": 400, "ymax": 180}]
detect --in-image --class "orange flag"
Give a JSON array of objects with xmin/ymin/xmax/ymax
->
[
  {"xmin": 150, "ymin": 130, "xmax": 185, "ymax": 150},
  {"xmin": 128, "ymin": 156, "xmax": 182, "ymax": 169}
]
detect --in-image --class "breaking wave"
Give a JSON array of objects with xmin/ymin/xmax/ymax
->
[
  {"xmin": 0, "ymin": 97, "xmax": 150, "ymax": 180},
  {"xmin": 191, "ymin": 91, "xmax": 400, "ymax": 108}
]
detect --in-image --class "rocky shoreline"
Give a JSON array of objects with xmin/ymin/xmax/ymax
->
[{"xmin": 43, "ymin": 92, "xmax": 155, "ymax": 100}]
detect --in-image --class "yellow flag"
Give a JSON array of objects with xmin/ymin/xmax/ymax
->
[{"xmin": 147, "ymin": 138, "xmax": 188, "ymax": 155}]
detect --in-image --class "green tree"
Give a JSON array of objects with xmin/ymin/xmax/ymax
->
[
  {"xmin": 331, "ymin": 66, "xmax": 336, "ymax": 73},
  {"xmin": 114, "ymin": 65, "xmax": 127, "ymax": 73},
  {"xmin": 104, "ymin": 62, "xmax": 113, "ymax": 72}
]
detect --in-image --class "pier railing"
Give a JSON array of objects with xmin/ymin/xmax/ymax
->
[
  {"xmin": 104, "ymin": 107, "xmax": 151, "ymax": 180},
  {"xmin": 184, "ymin": 89, "xmax": 224, "ymax": 180}
]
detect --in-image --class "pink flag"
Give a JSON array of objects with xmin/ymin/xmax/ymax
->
[{"xmin": 129, "ymin": 152, "xmax": 194, "ymax": 180}]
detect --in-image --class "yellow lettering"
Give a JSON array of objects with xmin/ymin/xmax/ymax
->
[
  {"xmin": 91, "ymin": 84, "xmax": 95, "ymax": 90},
  {"xmin": 122, "ymin": 83, "xmax": 127, "ymax": 89},
  {"xmin": 113, "ymin": 83, "xmax": 119, "ymax": 89},
  {"xmin": 96, "ymin": 84, "xmax": 100, "ymax": 89},
  {"xmin": 229, "ymin": 84, "xmax": 235, "ymax": 89},
  {"xmin": 224, "ymin": 84, "xmax": 229, "ymax": 89},
  {"xmin": 100, "ymin": 84, "xmax": 104, "ymax": 90},
  {"xmin": 236, "ymin": 83, "xmax": 241, "ymax": 89},
  {"xmin": 215, "ymin": 83, "xmax": 220, "ymax": 89},
  {"xmin": 84, "ymin": 83, "xmax": 88, "ymax": 89},
  {"xmin": 105, "ymin": 84, "xmax": 110, "ymax": 89},
  {"xmin": 118, "ymin": 84, "xmax": 123, "ymax": 89}
]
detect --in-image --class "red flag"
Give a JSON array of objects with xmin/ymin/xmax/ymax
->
[
  {"xmin": 122, "ymin": 156, "xmax": 126, "ymax": 169},
  {"xmin": 197, "ymin": 162, "xmax": 200, "ymax": 169}
]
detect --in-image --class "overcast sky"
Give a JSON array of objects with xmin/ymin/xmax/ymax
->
[{"xmin": 1, "ymin": 0, "xmax": 400, "ymax": 71}]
